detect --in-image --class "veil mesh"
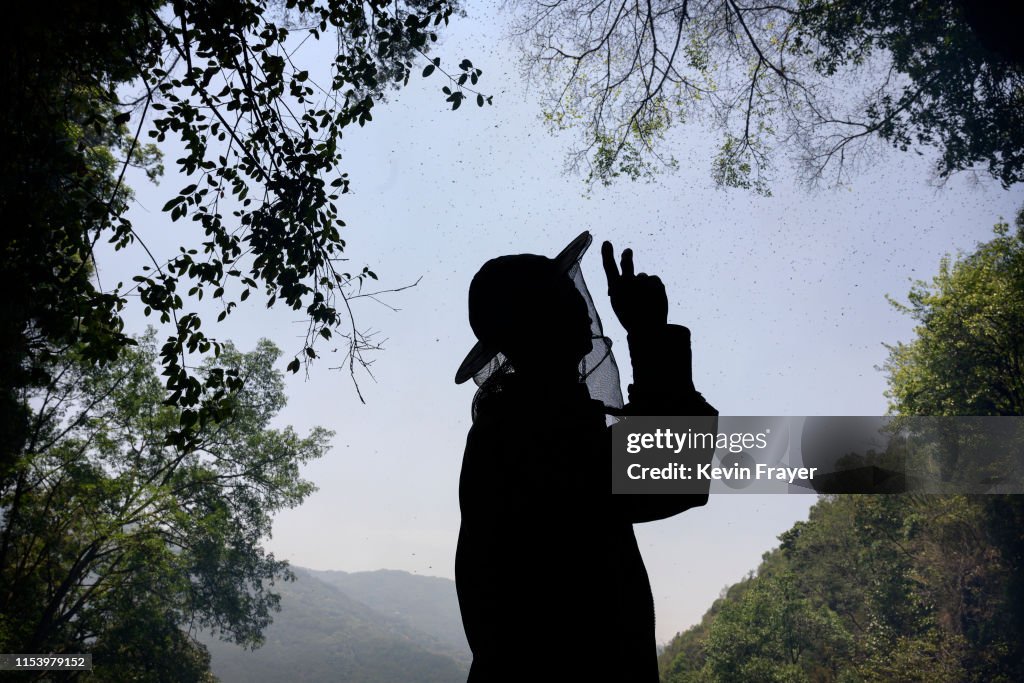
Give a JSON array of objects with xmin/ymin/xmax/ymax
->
[{"xmin": 469, "ymin": 248, "xmax": 623, "ymax": 419}]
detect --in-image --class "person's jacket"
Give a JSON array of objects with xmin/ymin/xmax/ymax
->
[{"xmin": 456, "ymin": 324, "xmax": 716, "ymax": 682}]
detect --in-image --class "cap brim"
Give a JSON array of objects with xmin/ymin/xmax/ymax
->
[
  {"xmin": 454, "ymin": 231, "xmax": 593, "ymax": 384},
  {"xmin": 553, "ymin": 231, "xmax": 592, "ymax": 272},
  {"xmin": 454, "ymin": 340, "xmax": 496, "ymax": 384}
]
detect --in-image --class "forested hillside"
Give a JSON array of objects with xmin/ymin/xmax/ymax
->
[{"xmin": 658, "ymin": 494, "xmax": 1024, "ymax": 682}]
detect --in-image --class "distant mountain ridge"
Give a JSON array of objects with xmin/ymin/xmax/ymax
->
[
  {"xmin": 307, "ymin": 568, "xmax": 469, "ymax": 661},
  {"xmin": 200, "ymin": 567, "xmax": 469, "ymax": 683}
]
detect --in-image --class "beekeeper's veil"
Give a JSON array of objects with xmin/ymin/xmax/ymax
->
[{"xmin": 455, "ymin": 232, "xmax": 623, "ymax": 418}]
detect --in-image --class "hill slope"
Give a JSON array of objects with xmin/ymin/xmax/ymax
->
[
  {"xmin": 201, "ymin": 568, "xmax": 468, "ymax": 683},
  {"xmin": 308, "ymin": 568, "xmax": 469, "ymax": 661},
  {"xmin": 657, "ymin": 495, "xmax": 1024, "ymax": 682}
]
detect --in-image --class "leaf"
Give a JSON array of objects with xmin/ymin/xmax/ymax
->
[
  {"xmin": 287, "ymin": 358, "xmax": 300, "ymax": 373},
  {"xmin": 422, "ymin": 64, "xmax": 435, "ymax": 77},
  {"xmin": 180, "ymin": 409, "xmax": 198, "ymax": 428}
]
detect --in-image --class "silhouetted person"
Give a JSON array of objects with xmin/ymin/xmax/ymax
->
[{"xmin": 454, "ymin": 233, "xmax": 716, "ymax": 682}]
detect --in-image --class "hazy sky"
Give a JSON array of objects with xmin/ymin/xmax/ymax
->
[{"xmin": 100, "ymin": 1, "xmax": 1024, "ymax": 641}]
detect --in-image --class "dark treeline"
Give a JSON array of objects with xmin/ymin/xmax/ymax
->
[{"xmin": 658, "ymin": 493, "xmax": 1024, "ymax": 682}]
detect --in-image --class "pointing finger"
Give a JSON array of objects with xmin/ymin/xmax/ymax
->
[{"xmin": 601, "ymin": 241, "xmax": 619, "ymax": 286}]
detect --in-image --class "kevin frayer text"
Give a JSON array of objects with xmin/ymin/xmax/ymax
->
[{"xmin": 626, "ymin": 462, "xmax": 817, "ymax": 484}]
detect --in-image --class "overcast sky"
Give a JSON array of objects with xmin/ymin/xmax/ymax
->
[{"xmin": 99, "ymin": 1, "xmax": 1024, "ymax": 641}]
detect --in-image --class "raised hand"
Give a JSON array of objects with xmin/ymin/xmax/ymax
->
[{"xmin": 601, "ymin": 241, "xmax": 668, "ymax": 335}]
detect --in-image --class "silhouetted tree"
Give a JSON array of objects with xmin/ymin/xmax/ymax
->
[{"xmin": 1, "ymin": 0, "xmax": 489, "ymax": 465}]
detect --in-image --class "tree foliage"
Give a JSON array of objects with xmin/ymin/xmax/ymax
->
[
  {"xmin": 703, "ymin": 571, "xmax": 850, "ymax": 682},
  {"xmin": 659, "ymin": 494, "xmax": 1023, "ymax": 682},
  {"xmin": 509, "ymin": 0, "xmax": 1024, "ymax": 193},
  {"xmin": 0, "ymin": 332, "xmax": 330, "ymax": 678},
  {"xmin": 1, "ymin": 0, "xmax": 489, "ymax": 464},
  {"xmin": 884, "ymin": 207, "xmax": 1024, "ymax": 417}
]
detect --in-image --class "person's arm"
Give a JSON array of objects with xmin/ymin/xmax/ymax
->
[
  {"xmin": 616, "ymin": 324, "xmax": 717, "ymax": 522},
  {"xmin": 624, "ymin": 323, "xmax": 713, "ymax": 414},
  {"xmin": 601, "ymin": 242, "xmax": 718, "ymax": 523}
]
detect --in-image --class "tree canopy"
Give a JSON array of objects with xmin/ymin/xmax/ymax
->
[
  {"xmin": 0, "ymin": 332, "xmax": 330, "ymax": 678},
  {"xmin": 1, "ymin": 0, "xmax": 489, "ymax": 465},
  {"xmin": 884, "ymin": 206, "xmax": 1024, "ymax": 417},
  {"xmin": 509, "ymin": 0, "xmax": 1024, "ymax": 193},
  {"xmin": 1, "ymin": 2, "xmax": 490, "ymax": 677}
]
